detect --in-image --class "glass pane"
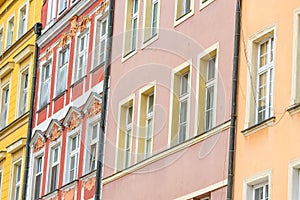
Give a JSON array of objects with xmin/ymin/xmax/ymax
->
[
  {"xmin": 178, "ymin": 124, "xmax": 186, "ymax": 143},
  {"xmin": 206, "ymin": 86, "xmax": 214, "ymax": 110},
  {"xmin": 127, "ymin": 106, "xmax": 133, "ymax": 124},
  {"xmin": 180, "ymin": 73, "xmax": 189, "ymax": 96},
  {"xmin": 259, "ymin": 41, "xmax": 268, "ymax": 68},
  {"xmin": 15, "ymin": 186, "xmax": 20, "ymax": 200},
  {"xmin": 101, "ymin": 20, "xmax": 107, "ymax": 36},
  {"xmin": 90, "ymin": 144, "xmax": 96, "ymax": 171},
  {"xmin": 146, "ymin": 118, "xmax": 153, "ymax": 139},
  {"xmin": 147, "ymin": 94, "xmax": 154, "ymax": 113},
  {"xmin": 207, "ymin": 57, "xmax": 216, "ymax": 81},
  {"xmin": 133, "ymin": 0, "xmax": 138, "ymax": 14},
  {"xmin": 80, "ymin": 36, "xmax": 85, "ymax": 51},
  {"xmin": 50, "ymin": 165, "xmax": 57, "ymax": 191},
  {"xmin": 34, "ymin": 175, "xmax": 41, "ymax": 200},
  {"xmin": 179, "ymin": 100, "xmax": 187, "ymax": 123},
  {"xmin": 92, "ymin": 124, "xmax": 98, "ymax": 140}
]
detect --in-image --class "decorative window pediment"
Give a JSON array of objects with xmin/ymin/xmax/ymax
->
[
  {"xmin": 0, "ymin": 62, "xmax": 14, "ymax": 78},
  {"xmin": 45, "ymin": 119, "xmax": 64, "ymax": 142},
  {"xmin": 82, "ymin": 92, "xmax": 102, "ymax": 118},
  {"xmin": 63, "ymin": 107, "xmax": 83, "ymax": 131},
  {"xmin": 6, "ymin": 138, "xmax": 26, "ymax": 153},
  {"xmin": 0, "ymin": 151, "xmax": 6, "ymax": 161},
  {"xmin": 30, "ymin": 130, "xmax": 46, "ymax": 152}
]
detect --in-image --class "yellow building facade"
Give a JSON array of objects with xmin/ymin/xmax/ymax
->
[
  {"xmin": 234, "ymin": 1, "xmax": 300, "ymax": 200},
  {"xmin": 0, "ymin": 0, "xmax": 41, "ymax": 199}
]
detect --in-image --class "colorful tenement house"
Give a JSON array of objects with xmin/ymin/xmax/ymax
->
[
  {"xmin": 27, "ymin": 0, "xmax": 109, "ymax": 199},
  {"xmin": 101, "ymin": 0, "xmax": 236, "ymax": 199},
  {"xmin": 0, "ymin": 0, "xmax": 41, "ymax": 199},
  {"xmin": 233, "ymin": 1, "xmax": 300, "ymax": 200}
]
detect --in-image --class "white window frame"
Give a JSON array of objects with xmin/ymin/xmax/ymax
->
[
  {"xmin": 174, "ymin": 0, "xmax": 194, "ymax": 26},
  {"xmin": 32, "ymin": 154, "xmax": 44, "ymax": 200},
  {"xmin": 243, "ymin": 169, "xmax": 272, "ymax": 200},
  {"xmin": 1, "ymin": 83, "xmax": 10, "ymax": 129},
  {"xmin": 64, "ymin": 128, "xmax": 81, "ymax": 184},
  {"xmin": 199, "ymin": 0, "xmax": 215, "ymax": 10},
  {"xmin": 130, "ymin": 0, "xmax": 139, "ymax": 52},
  {"xmin": 18, "ymin": 67, "xmax": 29, "ymax": 117},
  {"xmin": 39, "ymin": 60, "xmax": 52, "ymax": 109},
  {"xmin": 6, "ymin": 15, "xmax": 15, "ymax": 48},
  {"xmin": 124, "ymin": 105, "xmax": 133, "ymax": 169},
  {"xmin": 93, "ymin": 15, "xmax": 108, "ymax": 68},
  {"xmin": 18, "ymin": 2, "xmax": 28, "ymax": 38},
  {"xmin": 46, "ymin": 0, "xmax": 57, "ymax": 26},
  {"xmin": 255, "ymin": 37, "xmax": 274, "ymax": 124},
  {"xmin": 55, "ymin": 45, "xmax": 69, "ymax": 96},
  {"xmin": 58, "ymin": 0, "xmax": 68, "ymax": 14},
  {"xmin": 73, "ymin": 29, "xmax": 89, "ymax": 83},
  {"xmin": 11, "ymin": 160, "xmax": 22, "ymax": 200},
  {"xmin": 144, "ymin": 93, "xmax": 154, "ymax": 158},
  {"xmin": 84, "ymin": 118, "xmax": 100, "ymax": 174},
  {"xmin": 47, "ymin": 143, "xmax": 61, "ymax": 193},
  {"xmin": 253, "ymin": 182, "xmax": 269, "ymax": 200},
  {"xmin": 204, "ymin": 56, "xmax": 217, "ymax": 131},
  {"xmin": 178, "ymin": 72, "xmax": 189, "ymax": 143}
]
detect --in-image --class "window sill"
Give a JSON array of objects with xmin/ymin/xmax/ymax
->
[
  {"xmin": 90, "ymin": 63, "xmax": 104, "ymax": 74},
  {"xmin": 61, "ymin": 179, "xmax": 78, "ymax": 191},
  {"xmin": 199, "ymin": 0, "xmax": 216, "ymax": 10},
  {"xmin": 52, "ymin": 89, "xmax": 67, "ymax": 101},
  {"xmin": 122, "ymin": 48, "xmax": 137, "ymax": 63},
  {"xmin": 80, "ymin": 170, "xmax": 96, "ymax": 181},
  {"xmin": 174, "ymin": 9, "xmax": 194, "ymax": 27},
  {"xmin": 141, "ymin": 33, "xmax": 158, "ymax": 49},
  {"xmin": 37, "ymin": 102, "xmax": 50, "ymax": 113},
  {"xmin": 241, "ymin": 116, "xmax": 276, "ymax": 136},
  {"xmin": 71, "ymin": 75, "xmax": 87, "ymax": 88},
  {"xmin": 42, "ymin": 189, "xmax": 58, "ymax": 200},
  {"xmin": 287, "ymin": 102, "xmax": 300, "ymax": 116}
]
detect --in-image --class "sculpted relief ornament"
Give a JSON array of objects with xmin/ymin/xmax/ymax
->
[
  {"xmin": 33, "ymin": 137, "xmax": 45, "ymax": 153},
  {"xmin": 88, "ymin": 100, "xmax": 102, "ymax": 117},
  {"xmin": 50, "ymin": 123, "xmax": 63, "ymax": 141},
  {"xmin": 68, "ymin": 112, "xmax": 82, "ymax": 130}
]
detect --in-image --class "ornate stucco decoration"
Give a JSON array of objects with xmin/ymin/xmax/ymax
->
[
  {"xmin": 50, "ymin": 123, "xmax": 63, "ymax": 141},
  {"xmin": 88, "ymin": 100, "xmax": 102, "ymax": 117},
  {"xmin": 68, "ymin": 112, "xmax": 82, "ymax": 130},
  {"xmin": 33, "ymin": 137, "xmax": 45, "ymax": 152},
  {"xmin": 96, "ymin": 0, "xmax": 110, "ymax": 15},
  {"xmin": 41, "ymin": 48, "xmax": 52, "ymax": 61},
  {"xmin": 83, "ymin": 176, "xmax": 96, "ymax": 191},
  {"xmin": 63, "ymin": 188, "xmax": 75, "ymax": 200}
]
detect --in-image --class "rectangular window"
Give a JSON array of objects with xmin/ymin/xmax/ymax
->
[
  {"xmin": 256, "ymin": 37, "xmax": 274, "ymax": 123},
  {"xmin": 116, "ymin": 98, "xmax": 134, "ymax": 171},
  {"xmin": 49, "ymin": 146, "xmax": 60, "ymax": 192},
  {"xmin": 144, "ymin": 93, "xmax": 154, "ymax": 158},
  {"xmin": 40, "ymin": 62, "xmax": 51, "ymax": 108},
  {"xmin": 19, "ymin": 69, "xmax": 29, "ymax": 116},
  {"xmin": 74, "ymin": 31, "xmax": 89, "ymax": 82},
  {"xmin": 169, "ymin": 63, "xmax": 191, "ymax": 146},
  {"xmin": 33, "ymin": 156, "xmax": 43, "ymax": 200},
  {"xmin": 46, "ymin": 0, "xmax": 57, "ymax": 25},
  {"xmin": 197, "ymin": 45, "xmax": 218, "ymax": 134},
  {"xmin": 58, "ymin": 0, "xmax": 68, "ymax": 13},
  {"xmin": 143, "ymin": 0, "xmax": 159, "ymax": 42},
  {"xmin": 56, "ymin": 47, "xmax": 69, "ymax": 96},
  {"xmin": 124, "ymin": 0, "xmax": 139, "ymax": 56},
  {"xmin": 86, "ymin": 122, "xmax": 99, "ymax": 173},
  {"xmin": 18, "ymin": 5, "xmax": 27, "ymax": 38},
  {"xmin": 1, "ymin": 86, "xmax": 9, "ymax": 129},
  {"xmin": 7, "ymin": 17, "xmax": 14, "ymax": 48},
  {"xmin": 94, "ymin": 17, "xmax": 108, "ymax": 67},
  {"xmin": 68, "ymin": 134, "xmax": 79, "ymax": 182},
  {"xmin": 12, "ymin": 162, "xmax": 22, "ymax": 200},
  {"xmin": 253, "ymin": 183, "xmax": 269, "ymax": 200},
  {"xmin": 0, "ymin": 29, "xmax": 3, "ymax": 54},
  {"xmin": 204, "ymin": 57, "xmax": 216, "ymax": 131}
]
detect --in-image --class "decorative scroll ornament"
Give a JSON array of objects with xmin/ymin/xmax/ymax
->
[
  {"xmin": 69, "ymin": 15, "xmax": 78, "ymax": 37},
  {"xmin": 78, "ymin": 16, "xmax": 92, "ymax": 33},
  {"xmin": 63, "ymin": 188, "xmax": 75, "ymax": 200},
  {"xmin": 68, "ymin": 112, "xmax": 81, "ymax": 130},
  {"xmin": 41, "ymin": 48, "xmax": 52, "ymax": 61},
  {"xmin": 58, "ymin": 33, "xmax": 71, "ymax": 49},
  {"xmin": 96, "ymin": 0, "xmax": 109, "ymax": 15},
  {"xmin": 88, "ymin": 100, "xmax": 102, "ymax": 117},
  {"xmin": 83, "ymin": 177, "xmax": 96, "ymax": 191},
  {"xmin": 50, "ymin": 123, "xmax": 63, "ymax": 141},
  {"xmin": 33, "ymin": 137, "xmax": 45, "ymax": 152}
]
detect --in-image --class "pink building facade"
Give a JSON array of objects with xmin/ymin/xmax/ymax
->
[
  {"xmin": 102, "ymin": 0, "xmax": 236, "ymax": 199},
  {"xmin": 27, "ymin": 0, "xmax": 109, "ymax": 199}
]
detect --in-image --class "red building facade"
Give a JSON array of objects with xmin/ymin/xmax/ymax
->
[{"xmin": 27, "ymin": 0, "xmax": 109, "ymax": 199}]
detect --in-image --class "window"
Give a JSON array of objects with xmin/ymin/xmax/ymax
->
[
  {"xmin": 143, "ymin": 0, "xmax": 159, "ymax": 43},
  {"xmin": 19, "ymin": 69, "xmax": 29, "ymax": 116},
  {"xmin": 12, "ymin": 162, "xmax": 22, "ymax": 200},
  {"xmin": 58, "ymin": 0, "xmax": 68, "ymax": 13},
  {"xmin": 1, "ymin": 85, "xmax": 9, "ymax": 129},
  {"xmin": 56, "ymin": 47, "xmax": 69, "ymax": 96},
  {"xmin": 169, "ymin": 62, "xmax": 191, "ymax": 146},
  {"xmin": 255, "ymin": 37, "xmax": 274, "ymax": 123},
  {"xmin": 85, "ymin": 122, "xmax": 99, "ymax": 173},
  {"xmin": 176, "ymin": 0, "xmax": 191, "ymax": 19},
  {"xmin": 123, "ymin": 0, "xmax": 139, "ymax": 56},
  {"xmin": 116, "ymin": 98, "xmax": 134, "ymax": 171},
  {"xmin": 197, "ymin": 45, "xmax": 218, "ymax": 133},
  {"xmin": 40, "ymin": 62, "xmax": 51, "ymax": 108},
  {"xmin": 33, "ymin": 156, "xmax": 43, "ymax": 200},
  {"xmin": 144, "ymin": 94, "xmax": 154, "ymax": 158},
  {"xmin": 48, "ymin": 146, "xmax": 60, "ymax": 192},
  {"xmin": 94, "ymin": 17, "xmax": 108, "ymax": 67},
  {"xmin": 0, "ymin": 28, "xmax": 3, "ymax": 54},
  {"xmin": 67, "ymin": 134, "xmax": 80, "ymax": 182},
  {"xmin": 18, "ymin": 5, "xmax": 27, "ymax": 38},
  {"xmin": 7, "ymin": 17, "xmax": 14, "ymax": 48},
  {"xmin": 253, "ymin": 183, "xmax": 269, "ymax": 200},
  {"xmin": 46, "ymin": 0, "xmax": 57, "ymax": 25},
  {"xmin": 74, "ymin": 31, "xmax": 89, "ymax": 82}
]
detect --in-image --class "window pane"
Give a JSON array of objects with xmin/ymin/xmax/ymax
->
[
  {"xmin": 147, "ymin": 94, "xmax": 154, "ymax": 113},
  {"xmin": 179, "ymin": 100, "xmax": 188, "ymax": 123},
  {"xmin": 207, "ymin": 57, "xmax": 216, "ymax": 81},
  {"xmin": 180, "ymin": 73, "xmax": 189, "ymax": 96}
]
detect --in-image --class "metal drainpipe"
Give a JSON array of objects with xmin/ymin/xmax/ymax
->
[
  {"xmin": 227, "ymin": 0, "xmax": 241, "ymax": 199},
  {"xmin": 22, "ymin": 23, "xmax": 43, "ymax": 200},
  {"xmin": 95, "ymin": 0, "xmax": 114, "ymax": 199}
]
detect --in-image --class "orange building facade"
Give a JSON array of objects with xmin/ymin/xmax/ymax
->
[{"xmin": 233, "ymin": 1, "xmax": 300, "ymax": 199}]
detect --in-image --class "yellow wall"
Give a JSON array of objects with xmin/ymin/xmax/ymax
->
[
  {"xmin": 0, "ymin": 0, "xmax": 41, "ymax": 199},
  {"xmin": 234, "ymin": 1, "xmax": 300, "ymax": 199}
]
